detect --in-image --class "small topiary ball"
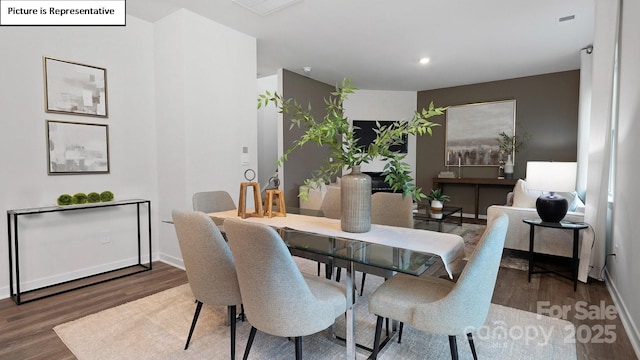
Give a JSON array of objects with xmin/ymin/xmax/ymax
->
[
  {"xmin": 57, "ymin": 194, "xmax": 73, "ymax": 206},
  {"xmin": 100, "ymin": 191, "xmax": 114, "ymax": 202},
  {"xmin": 72, "ymin": 192, "xmax": 88, "ymax": 204},
  {"xmin": 87, "ymin": 192, "xmax": 101, "ymax": 203}
]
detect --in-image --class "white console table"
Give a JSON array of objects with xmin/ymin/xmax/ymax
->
[{"xmin": 6, "ymin": 199, "xmax": 152, "ymax": 304}]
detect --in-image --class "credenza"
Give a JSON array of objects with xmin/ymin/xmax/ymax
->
[{"xmin": 432, "ymin": 177, "xmax": 518, "ymax": 220}]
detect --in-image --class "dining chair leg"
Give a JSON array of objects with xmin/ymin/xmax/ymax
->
[
  {"xmin": 371, "ymin": 316, "xmax": 384, "ymax": 360},
  {"xmin": 448, "ymin": 335, "xmax": 459, "ymax": 360},
  {"xmin": 228, "ymin": 305, "xmax": 237, "ymax": 360},
  {"xmin": 243, "ymin": 326, "xmax": 257, "ymax": 360},
  {"xmin": 294, "ymin": 336, "xmax": 302, "ymax": 360},
  {"xmin": 360, "ymin": 273, "xmax": 367, "ymax": 296},
  {"xmin": 397, "ymin": 322, "xmax": 404, "ymax": 343},
  {"xmin": 467, "ymin": 332, "xmax": 478, "ymax": 360},
  {"xmin": 184, "ymin": 300, "xmax": 203, "ymax": 350}
]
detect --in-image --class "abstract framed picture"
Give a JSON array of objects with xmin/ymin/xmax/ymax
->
[
  {"xmin": 445, "ymin": 99, "xmax": 516, "ymax": 166},
  {"xmin": 43, "ymin": 57, "xmax": 108, "ymax": 117},
  {"xmin": 47, "ymin": 120, "xmax": 110, "ymax": 175}
]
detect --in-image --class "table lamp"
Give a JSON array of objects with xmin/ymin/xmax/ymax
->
[{"xmin": 525, "ymin": 161, "xmax": 577, "ymax": 223}]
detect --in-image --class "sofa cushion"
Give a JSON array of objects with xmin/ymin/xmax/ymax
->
[
  {"xmin": 558, "ymin": 191, "xmax": 583, "ymax": 212},
  {"xmin": 512, "ymin": 179, "xmax": 542, "ymax": 208}
]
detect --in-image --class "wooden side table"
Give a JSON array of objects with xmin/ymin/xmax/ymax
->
[{"xmin": 523, "ymin": 219, "xmax": 588, "ymax": 291}]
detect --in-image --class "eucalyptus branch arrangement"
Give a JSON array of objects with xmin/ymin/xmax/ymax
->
[
  {"xmin": 257, "ymin": 78, "xmax": 447, "ymax": 201},
  {"xmin": 497, "ymin": 131, "xmax": 531, "ymax": 155}
]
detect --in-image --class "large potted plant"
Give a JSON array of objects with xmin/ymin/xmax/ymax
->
[{"xmin": 258, "ymin": 78, "xmax": 447, "ymax": 232}]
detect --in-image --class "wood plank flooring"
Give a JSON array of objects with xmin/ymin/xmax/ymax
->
[{"xmin": 0, "ymin": 261, "xmax": 636, "ymax": 359}]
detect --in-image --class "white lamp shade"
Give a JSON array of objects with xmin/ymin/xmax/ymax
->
[{"xmin": 526, "ymin": 161, "xmax": 577, "ymax": 192}]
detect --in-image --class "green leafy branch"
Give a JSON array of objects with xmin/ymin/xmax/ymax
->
[{"xmin": 258, "ymin": 78, "xmax": 447, "ymax": 201}]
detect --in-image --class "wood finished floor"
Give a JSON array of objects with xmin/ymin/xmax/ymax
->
[{"xmin": 0, "ymin": 261, "xmax": 636, "ymax": 360}]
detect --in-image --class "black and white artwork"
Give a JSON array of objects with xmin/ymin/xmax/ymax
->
[
  {"xmin": 44, "ymin": 57, "xmax": 108, "ymax": 117},
  {"xmin": 445, "ymin": 100, "xmax": 516, "ymax": 166},
  {"xmin": 47, "ymin": 120, "xmax": 110, "ymax": 174}
]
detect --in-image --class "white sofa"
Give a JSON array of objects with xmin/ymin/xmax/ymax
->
[{"xmin": 486, "ymin": 179, "xmax": 593, "ymax": 283}]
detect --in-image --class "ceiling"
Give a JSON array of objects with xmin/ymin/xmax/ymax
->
[{"xmin": 126, "ymin": 0, "xmax": 595, "ymax": 91}]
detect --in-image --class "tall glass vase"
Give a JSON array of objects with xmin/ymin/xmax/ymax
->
[{"xmin": 340, "ymin": 166, "xmax": 371, "ymax": 233}]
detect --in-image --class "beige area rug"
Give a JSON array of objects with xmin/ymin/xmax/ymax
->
[
  {"xmin": 55, "ymin": 260, "xmax": 576, "ymax": 360},
  {"xmin": 444, "ymin": 222, "xmax": 529, "ymax": 272}
]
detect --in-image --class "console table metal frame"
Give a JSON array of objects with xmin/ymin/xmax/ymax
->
[
  {"xmin": 7, "ymin": 199, "xmax": 152, "ymax": 305},
  {"xmin": 523, "ymin": 218, "xmax": 587, "ymax": 291}
]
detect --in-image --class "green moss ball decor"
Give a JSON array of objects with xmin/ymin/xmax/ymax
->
[
  {"xmin": 87, "ymin": 192, "xmax": 101, "ymax": 203},
  {"xmin": 100, "ymin": 191, "xmax": 114, "ymax": 202},
  {"xmin": 72, "ymin": 192, "xmax": 88, "ymax": 204},
  {"xmin": 57, "ymin": 194, "xmax": 73, "ymax": 206}
]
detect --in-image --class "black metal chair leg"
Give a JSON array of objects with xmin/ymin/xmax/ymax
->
[
  {"xmin": 448, "ymin": 335, "xmax": 459, "ymax": 360},
  {"xmin": 336, "ymin": 267, "xmax": 341, "ymax": 282},
  {"xmin": 228, "ymin": 305, "xmax": 236, "ymax": 360},
  {"xmin": 240, "ymin": 304, "xmax": 246, "ymax": 321},
  {"xmin": 360, "ymin": 273, "xmax": 367, "ymax": 296},
  {"xmin": 317, "ymin": 261, "xmax": 321, "ymax": 276},
  {"xmin": 398, "ymin": 322, "xmax": 404, "ymax": 343},
  {"xmin": 184, "ymin": 300, "xmax": 203, "ymax": 350},
  {"xmin": 243, "ymin": 326, "xmax": 257, "ymax": 360},
  {"xmin": 371, "ymin": 316, "xmax": 384, "ymax": 360},
  {"xmin": 294, "ymin": 336, "xmax": 302, "ymax": 360},
  {"xmin": 467, "ymin": 333, "xmax": 478, "ymax": 360}
]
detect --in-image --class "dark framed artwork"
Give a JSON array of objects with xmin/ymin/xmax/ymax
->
[
  {"xmin": 43, "ymin": 57, "xmax": 108, "ymax": 117},
  {"xmin": 47, "ymin": 120, "xmax": 110, "ymax": 175},
  {"xmin": 445, "ymin": 99, "xmax": 516, "ymax": 166}
]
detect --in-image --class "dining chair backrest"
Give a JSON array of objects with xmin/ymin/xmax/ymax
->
[
  {"xmin": 412, "ymin": 213, "xmax": 509, "ymax": 334},
  {"xmin": 320, "ymin": 187, "xmax": 341, "ymax": 219},
  {"xmin": 172, "ymin": 210, "xmax": 241, "ymax": 305},
  {"xmin": 371, "ymin": 192, "xmax": 414, "ymax": 228},
  {"xmin": 192, "ymin": 191, "xmax": 236, "ymax": 213},
  {"xmin": 223, "ymin": 217, "xmax": 343, "ymax": 337}
]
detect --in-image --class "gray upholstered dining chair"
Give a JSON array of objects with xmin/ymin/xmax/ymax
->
[
  {"xmin": 223, "ymin": 217, "xmax": 347, "ymax": 360},
  {"xmin": 335, "ymin": 192, "xmax": 415, "ymax": 295},
  {"xmin": 192, "ymin": 190, "xmax": 236, "ymax": 213},
  {"xmin": 358, "ymin": 192, "xmax": 414, "ymax": 294},
  {"xmin": 368, "ymin": 213, "xmax": 509, "ymax": 360},
  {"xmin": 171, "ymin": 210, "xmax": 243, "ymax": 359}
]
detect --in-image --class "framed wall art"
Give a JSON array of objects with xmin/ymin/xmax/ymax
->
[
  {"xmin": 43, "ymin": 57, "xmax": 108, "ymax": 117},
  {"xmin": 47, "ymin": 120, "xmax": 110, "ymax": 175},
  {"xmin": 445, "ymin": 99, "xmax": 516, "ymax": 166}
]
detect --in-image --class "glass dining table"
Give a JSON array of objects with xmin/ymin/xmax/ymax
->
[{"xmin": 209, "ymin": 208, "xmax": 465, "ymax": 359}]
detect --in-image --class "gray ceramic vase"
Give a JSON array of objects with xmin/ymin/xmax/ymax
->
[{"xmin": 340, "ymin": 166, "xmax": 371, "ymax": 233}]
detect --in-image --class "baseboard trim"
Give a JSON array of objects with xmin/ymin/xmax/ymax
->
[
  {"xmin": 605, "ymin": 268, "xmax": 640, "ymax": 359},
  {"xmin": 158, "ymin": 253, "xmax": 184, "ymax": 270}
]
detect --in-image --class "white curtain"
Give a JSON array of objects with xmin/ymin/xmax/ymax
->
[
  {"xmin": 584, "ymin": 0, "xmax": 620, "ymax": 280},
  {"xmin": 576, "ymin": 48, "xmax": 592, "ymax": 201}
]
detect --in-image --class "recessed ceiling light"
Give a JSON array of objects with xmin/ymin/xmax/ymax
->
[{"xmin": 419, "ymin": 57, "xmax": 430, "ymax": 65}]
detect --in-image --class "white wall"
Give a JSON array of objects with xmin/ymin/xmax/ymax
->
[
  {"xmin": 0, "ymin": 9, "xmax": 258, "ymax": 297},
  {"xmin": 257, "ymin": 75, "xmax": 279, "ymax": 188},
  {"xmin": 344, "ymin": 90, "xmax": 418, "ymax": 174},
  {"xmin": 154, "ymin": 9, "xmax": 257, "ymax": 268},
  {"xmin": 0, "ymin": 16, "xmax": 157, "ymax": 295},
  {"xmin": 606, "ymin": 0, "xmax": 640, "ymax": 355}
]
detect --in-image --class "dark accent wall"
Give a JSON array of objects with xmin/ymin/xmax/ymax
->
[
  {"xmin": 416, "ymin": 70, "xmax": 580, "ymax": 215},
  {"xmin": 281, "ymin": 70, "xmax": 334, "ymax": 207}
]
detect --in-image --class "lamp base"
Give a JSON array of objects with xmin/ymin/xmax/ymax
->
[{"xmin": 536, "ymin": 193, "xmax": 568, "ymax": 223}]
